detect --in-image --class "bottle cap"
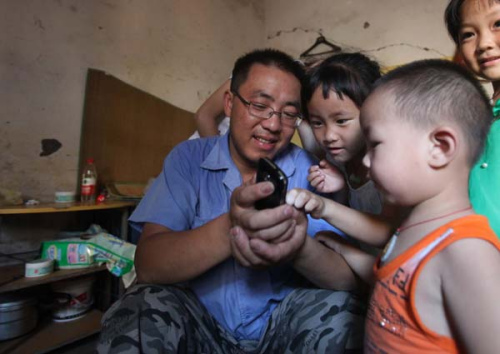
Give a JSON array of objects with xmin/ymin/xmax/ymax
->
[{"xmin": 86, "ymin": 158, "xmax": 94, "ymax": 164}]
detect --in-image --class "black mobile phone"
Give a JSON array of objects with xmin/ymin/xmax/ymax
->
[{"xmin": 255, "ymin": 157, "xmax": 288, "ymax": 210}]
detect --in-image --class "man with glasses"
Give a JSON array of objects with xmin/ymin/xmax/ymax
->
[{"xmin": 97, "ymin": 49, "xmax": 364, "ymax": 353}]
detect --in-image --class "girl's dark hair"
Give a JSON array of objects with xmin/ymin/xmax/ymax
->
[
  {"xmin": 445, "ymin": 0, "xmax": 500, "ymax": 44},
  {"xmin": 302, "ymin": 52, "xmax": 381, "ymax": 120},
  {"xmin": 445, "ymin": 0, "xmax": 466, "ymax": 44}
]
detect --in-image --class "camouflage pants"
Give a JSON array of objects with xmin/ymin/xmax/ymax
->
[{"xmin": 96, "ymin": 284, "xmax": 365, "ymax": 353}]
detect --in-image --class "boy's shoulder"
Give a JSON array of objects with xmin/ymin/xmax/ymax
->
[{"xmin": 427, "ymin": 215, "xmax": 499, "ymax": 275}]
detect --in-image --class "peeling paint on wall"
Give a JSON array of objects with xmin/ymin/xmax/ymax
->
[
  {"xmin": 267, "ymin": 27, "xmax": 323, "ymax": 40},
  {"xmin": 265, "ymin": 0, "xmax": 454, "ymax": 69},
  {"xmin": 1, "ymin": 0, "xmax": 263, "ymax": 202},
  {"xmin": 364, "ymin": 43, "xmax": 447, "ymax": 58}
]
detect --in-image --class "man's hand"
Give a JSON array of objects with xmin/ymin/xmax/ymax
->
[
  {"xmin": 230, "ymin": 181, "xmax": 296, "ymax": 243},
  {"xmin": 308, "ymin": 159, "xmax": 345, "ymax": 193},
  {"xmin": 247, "ymin": 208, "xmax": 308, "ymax": 265},
  {"xmin": 229, "ymin": 180, "xmax": 306, "ymax": 267},
  {"xmin": 229, "ymin": 225, "xmax": 271, "ymax": 268},
  {"xmin": 286, "ymin": 188, "xmax": 326, "ymax": 219}
]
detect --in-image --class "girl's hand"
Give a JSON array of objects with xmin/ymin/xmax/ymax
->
[
  {"xmin": 286, "ymin": 188, "xmax": 326, "ymax": 219},
  {"xmin": 308, "ymin": 159, "xmax": 345, "ymax": 193}
]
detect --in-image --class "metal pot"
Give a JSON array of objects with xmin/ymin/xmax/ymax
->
[{"xmin": 0, "ymin": 293, "xmax": 38, "ymax": 341}]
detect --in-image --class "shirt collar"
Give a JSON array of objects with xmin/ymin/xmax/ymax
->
[
  {"xmin": 200, "ymin": 132, "xmax": 298, "ymax": 184},
  {"xmin": 200, "ymin": 133, "xmax": 233, "ymax": 171},
  {"xmin": 493, "ymin": 99, "xmax": 500, "ymax": 119},
  {"xmin": 200, "ymin": 133, "xmax": 241, "ymax": 192},
  {"xmin": 273, "ymin": 144, "xmax": 297, "ymax": 179}
]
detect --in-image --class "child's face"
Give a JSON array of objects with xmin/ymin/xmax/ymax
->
[
  {"xmin": 307, "ymin": 87, "xmax": 365, "ymax": 164},
  {"xmin": 459, "ymin": 0, "xmax": 500, "ymax": 81},
  {"xmin": 360, "ymin": 92, "xmax": 430, "ymax": 206}
]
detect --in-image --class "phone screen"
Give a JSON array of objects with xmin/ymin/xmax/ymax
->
[{"xmin": 255, "ymin": 158, "xmax": 288, "ymax": 210}]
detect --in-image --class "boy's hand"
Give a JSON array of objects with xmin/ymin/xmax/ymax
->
[
  {"xmin": 286, "ymin": 188, "xmax": 326, "ymax": 219},
  {"xmin": 308, "ymin": 159, "xmax": 345, "ymax": 193}
]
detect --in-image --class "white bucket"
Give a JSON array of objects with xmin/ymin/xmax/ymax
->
[{"xmin": 50, "ymin": 275, "xmax": 95, "ymax": 322}]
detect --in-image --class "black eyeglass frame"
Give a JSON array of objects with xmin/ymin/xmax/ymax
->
[{"xmin": 232, "ymin": 91, "xmax": 303, "ymax": 127}]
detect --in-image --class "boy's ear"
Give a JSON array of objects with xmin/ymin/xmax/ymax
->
[
  {"xmin": 223, "ymin": 91, "xmax": 233, "ymax": 118},
  {"xmin": 427, "ymin": 126, "xmax": 458, "ymax": 168}
]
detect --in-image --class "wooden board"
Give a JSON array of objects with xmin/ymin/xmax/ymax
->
[
  {"xmin": 0, "ymin": 265, "xmax": 107, "ymax": 294},
  {"xmin": 79, "ymin": 69, "xmax": 197, "ymax": 186},
  {"xmin": 0, "ymin": 309, "xmax": 102, "ymax": 354},
  {"xmin": 0, "ymin": 201, "xmax": 136, "ymax": 215}
]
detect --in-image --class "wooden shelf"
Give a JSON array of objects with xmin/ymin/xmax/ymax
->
[
  {"xmin": 0, "ymin": 265, "xmax": 107, "ymax": 294},
  {"xmin": 0, "ymin": 199, "xmax": 134, "ymax": 352},
  {"xmin": 0, "ymin": 200, "xmax": 136, "ymax": 215},
  {"xmin": 0, "ymin": 309, "xmax": 102, "ymax": 354}
]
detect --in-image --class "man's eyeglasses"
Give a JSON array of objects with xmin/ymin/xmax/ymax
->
[{"xmin": 232, "ymin": 91, "xmax": 302, "ymax": 128}]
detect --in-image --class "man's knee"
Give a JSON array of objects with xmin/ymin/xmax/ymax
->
[
  {"xmin": 285, "ymin": 289, "xmax": 366, "ymax": 353},
  {"xmin": 98, "ymin": 284, "xmax": 194, "ymax": 352}
]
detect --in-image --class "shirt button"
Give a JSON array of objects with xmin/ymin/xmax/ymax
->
[{"xmin": 481, "ymin": 162, "xmax": 488, "ymax": 169}]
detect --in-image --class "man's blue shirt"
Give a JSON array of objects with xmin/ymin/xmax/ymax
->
[{"xmin": 130, "ymin": 133, "xmax": 343, "ymax": 340}]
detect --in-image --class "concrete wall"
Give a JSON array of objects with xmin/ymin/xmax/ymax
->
[
  {"xmin": 265, "ymin": 0, "xmax": 453, "ymax": 68},
  {"xmin": 0, "ymin": 0, "xmax": 264, "ymax": 202},
  {"xmin": 1, "ymin": 0, "xmax": 455, "ymax": 203}
]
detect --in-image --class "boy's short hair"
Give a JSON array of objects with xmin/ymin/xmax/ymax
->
[
  {"xmin": 445, "ymin": 0, "xmax": 500, "ymax": 44},
  {"xmin": 302, "ymin": 53, "xmax": 381, "ymax": 120},
  {"xmin": 373, "ymin": 59, "xmax": 492, "ymax": 166},
  {"xmin": 230, "ymin": 49, "xmax": 305, "ymax": 94}
]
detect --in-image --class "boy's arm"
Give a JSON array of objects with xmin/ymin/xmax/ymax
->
[
  {"xmin": 292, "ymin": 234, "xmax": 365, "ymax": 291},
  {"xmin": 316, "ymin": 231, "xmax": 377, "ymax": 284},
  {"xmin": 321, "ymin": 198, "xmax": 395, "ymax": 247},
  {"xmin": 441, "ymin": 238, "xmax": 500, "ymax": 353},
  {"xmin": 287, "ymin": 188, "xmax": 393, "ymax": 247},
  {"xmin": 194, "ymin": 79, "xmax": 230, "ymax": 137}
]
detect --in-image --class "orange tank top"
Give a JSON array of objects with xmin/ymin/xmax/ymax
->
[{"xmin": 365, "ymin": 215, "xmax": 500, "ymax": 353}]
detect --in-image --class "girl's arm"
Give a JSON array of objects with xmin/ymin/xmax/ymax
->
[
  {"xmin": 194, "ymin": 79, "xmax": 230, "ymax": 137},
  {"xmin": 297, "ymin": 119, "xmax": 324, "ymax": 159}
]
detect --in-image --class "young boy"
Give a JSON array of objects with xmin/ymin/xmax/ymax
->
[{"xmin": 286, "ymin": 59, "xmax": 500, "ymax": 353}]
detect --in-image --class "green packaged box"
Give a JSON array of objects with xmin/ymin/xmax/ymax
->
[{"xmin": 41, "ymin": 239, "xmax": 96, "ymax": 269}]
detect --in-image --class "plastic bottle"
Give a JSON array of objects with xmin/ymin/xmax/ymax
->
[{"xmin": 81, "ymin": 158, "xmax": 97, "ymax": 204}]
